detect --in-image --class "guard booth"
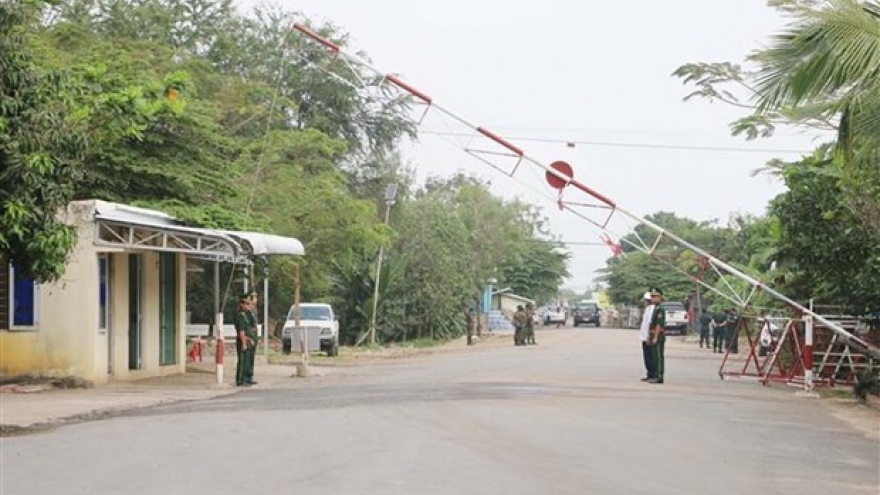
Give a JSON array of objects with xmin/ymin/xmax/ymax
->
[{"xmin": 0, "ymin": 200, "xmax": 303, "ymax": 384}]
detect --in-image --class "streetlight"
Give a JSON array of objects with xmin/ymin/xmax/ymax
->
[{"xmin": 368, "ymin": 183, "xmax": 398, "ymax": 345}]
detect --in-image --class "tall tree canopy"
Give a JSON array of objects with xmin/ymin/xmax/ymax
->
[{"xmin": 1, "ymin": 0, "xmax": 571, "ymax": 344}]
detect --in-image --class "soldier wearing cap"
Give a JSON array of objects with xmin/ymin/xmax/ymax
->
[
  {"xmin": 647, "ymin": 287, "xmax": 667, "ymax": 384},
  {"xmin": 235, "ymin": 293, "xmax": 259, "ymax": 386},
  {"xmin": 513, "ymin": 305, "xmax": 527, "ymax": 346},
  {"xmin": 524, "ymin": 303, "xmax": 537, "ymax": 345},
  {"xmin": 711, "ymin": 309, "xmax": 728, "ymax": 353},
  {"xmin": 699, "ymin": 307, "xmax": 713, "ymax": 349}
]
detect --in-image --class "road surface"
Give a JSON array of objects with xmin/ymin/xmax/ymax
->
[{"xmin": 2, "ymin": 328, "xmax": 878, "ymax": 495}]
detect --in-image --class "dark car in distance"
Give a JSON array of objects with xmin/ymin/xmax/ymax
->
[{"xmin": 572, "ymin": 302, "xmax": 601, "ymax": 327}]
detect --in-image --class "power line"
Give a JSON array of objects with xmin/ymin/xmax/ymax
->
[{"xmin": 419, "ymin": 130, "xmax": 809, "ymax": 155}]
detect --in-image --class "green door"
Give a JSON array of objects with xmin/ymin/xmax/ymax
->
[
  {"xmin": 159, "ymin": 253, "xmax": 177, "ymax": 366},
  {"xmin": 128, "ymin": 254, "xmax": 143, "ymax": 370}
]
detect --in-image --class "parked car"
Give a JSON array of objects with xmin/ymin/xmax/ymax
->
[
  {"xmin": 572, "ymin": 301, "xmax": 601, "ymax": 327},
  {"xmin": 282, "ymin": 303, "xmax": 339, "ymax": 356},
  {"xmin": 660, "ymin": 302, "xmax": 688, "ymax": 335},
  {"xmin": 541, "ymin": 306, "xmax": 567, "ymax": 326}
]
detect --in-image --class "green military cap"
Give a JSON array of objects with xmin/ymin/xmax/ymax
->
[
  {"xmin": 238, "ymin": 293, "xmax": 252, "ymax": 302},
  {"xmin": 649, "ymin": 287, "xmax": 664, "ymax": 296}
]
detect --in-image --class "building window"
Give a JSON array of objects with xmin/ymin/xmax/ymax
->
[
  {"xmin": 99, "ymin": 255, "xmax": 109, "ymax": 333},
  {"xmin": 10, "ymin": 264, "xmax": 38, "ymax": 329}
]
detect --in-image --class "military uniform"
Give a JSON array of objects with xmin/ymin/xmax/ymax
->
[
  {"xmin": 648, "ymin": 288, "xmax": 667, "ymax": 384},
  {"xmin": 235, "ymin": 296, "xmax": 259, "ymax": 386},
  {"xmin": 247, "ymin": 304, "xmax": 260, "ymax": 381},
  {"xmin": 513, "ymin": 306, "xmax": 527, "ymax": 346},
  {"xmin": 464, "ymin": 308, "xmax": 475, "ymax": 346},
  {"xmin": 726, "ymin": 310, "xmax": 739, "ymax": 354},
  {"xmin": 711, "ymin": 311, "xmax": 727, "ymax": 353},
  {"xmin": 524, "ymin": 304, "xmax": 536, "ymax": 345},
  {"xmin": 699, "ymin": 311, "xmax": 712, "ymax": 349}
]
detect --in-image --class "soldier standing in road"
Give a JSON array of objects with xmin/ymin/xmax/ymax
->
[
  {"xmin": 464, "ymin": 306, "xmax": 476, "ymax": 346},
  {"xmin": 639, "ymin": 291, "xmax": 656, "ymax": 382},
  {"xmin": 711, "ymin": 310, "xmax": 727, "ymax": 353},
  {"xmin": 246, "ymin": 290, "xmax": 261, "ymax": 384},
  {"xmin": 648, "ymin": 287, "xmax": 667, "ymax": 384},
  {"xmin": 699, "ymin": 308, "xmax": 713, "ymax": 349},
  {"xmin": 513, "ymin": 305, "xmax": 527, "ymax": 346},
  {"xmin": 726, "ymin": 309, "xmax": 740, "ymax": 354},
  {"xmin": 235, "ymin": 295, "xmax": 258, "ymax": 387},
  {"xmin": 524, "ymin": 303, "xmax": 537, "ymax": 345}
]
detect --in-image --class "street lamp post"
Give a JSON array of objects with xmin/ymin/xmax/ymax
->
[{"xmin": 368, "ymin": 184, "xmax": 398, "ymax": 345}]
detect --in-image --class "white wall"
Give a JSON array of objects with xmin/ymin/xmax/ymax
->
[{"xmin": 34, "ymin": 203, "xmax": 102, "ymax": 380}]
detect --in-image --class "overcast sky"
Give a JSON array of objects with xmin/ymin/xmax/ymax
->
[{"xmin": 252, "ymin": 1, "xmax": 828, "ymax": 292}]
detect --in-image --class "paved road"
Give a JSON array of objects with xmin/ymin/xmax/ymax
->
[{"xmin": 2, "ymin": 328, "xmax": 878, "ymax": 495}]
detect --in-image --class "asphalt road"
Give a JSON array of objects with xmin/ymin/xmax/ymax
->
[{"xmin": 2, "ymin": 328, "xmax": 878, "ymax": 495}]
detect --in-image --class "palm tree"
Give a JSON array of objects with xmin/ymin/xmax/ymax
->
[{"xmin": 751, "ymin": 0, "xmax": 880, "ymax": 235}]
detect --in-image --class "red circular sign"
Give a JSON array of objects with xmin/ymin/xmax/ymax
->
[{"xmin": 545, "ymin": 161, "xmax": 573, "ymax": 190}]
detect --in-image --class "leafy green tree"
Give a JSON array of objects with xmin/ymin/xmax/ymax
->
[
  {"xmin": 674, "ymin": 0, "xmax": 880, "ymax": 239},
  {"xmin": 753, "ymin": 0, "xmax": 880, "ymax": 238},
  {"xmin": 388, "ymin": 196, "xmax": 472, "ymax": 341},
  {"xmin": 498, "ymin": 240, "xmax": 570, "ymax": 304},
  {"xmin": 0, "ymin": 0, "xmax": 85, "ymax": 281},
  {"xmin": 770, "ymin": 154, "xmax": 880, "ymax": 312}
]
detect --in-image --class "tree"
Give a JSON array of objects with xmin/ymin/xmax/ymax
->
[
  {"xmin": 770, "ymin": 153, "xmax": 880, "ymax": 312},
  {"xmin": 498, "ymin": 240, "xmax": 570, "ymax": 304},
  {"xmin": 0, "ymin": 0, "xmax": 85, "ymax": 281},
  {"xmin": 673, "ymin": 0, "xmax": 880, "ymax": 239}
]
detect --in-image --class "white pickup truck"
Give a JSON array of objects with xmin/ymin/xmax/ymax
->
[
  {"xmin": 660, "ymin": 302, "xmax": 688, "ymax": 335},
  {"xmin": 281, "ymin": 303, "xmax": 340, "ymax": 356}
]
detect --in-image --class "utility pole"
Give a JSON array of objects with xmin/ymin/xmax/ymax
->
[
  {"xmin": 294, "ymin": 262, "xmax": 308, "ymax": 377},
  {"xmin": 368, "ymin": 183, "xmax": 398, "ymax": 345},
  {"xmin": 262, "ymin": 256, "xmax": 269, "ymax": 360}
]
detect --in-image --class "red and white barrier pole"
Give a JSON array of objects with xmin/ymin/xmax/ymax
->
[
  {"xmin": 215, "ymin": 312, "xmax": 224, "ymax": 385},
  {"xmin": 804, "ymin": 302, "xmax": 814, "ymax": 393}
]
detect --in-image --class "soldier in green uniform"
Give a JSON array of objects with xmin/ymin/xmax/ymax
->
[
  {"xmin": 711, "ymin": 310, "xmax": 728, "ymax": 353},
  {"xmin": 513, "ymin": 305, "xmax": 527, "ymax": 346},
  {"xmin": 524, "ymin": 303, "xmax": 537, "ymax": 345},
  {"xmin": 245, "ymin": 290, "xmax": 261, "ymax": 383},
  {"xmin": 464, "ymin": 306, "xmax": 476, "ymax": 346},
  {"xmin": 699, "ymin": 308, "xmax": 713, "ymax": 349},
  {"xmin": 726, "ymin": 308, "xmax": 739, "ymax": 354},
  {"xmin": 648, "ymin": 287, "xmax": 667, "ymax": 384},
  {"xmin": 234, "ymin": 294, "xmax": 259, "ymax": 386}
]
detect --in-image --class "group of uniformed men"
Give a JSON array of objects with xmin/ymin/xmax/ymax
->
[
  {"xmin": 512, "ymin": 304, "xmax": 537, "ymax": 346},
  {"xmin": 698, "ymin": 308, "xmax": 740, "ymax": 353}
]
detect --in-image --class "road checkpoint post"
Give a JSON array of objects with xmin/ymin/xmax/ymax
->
[
  {"xmin": 804, "ymin": 300, "xmax": 815, "ymax": 394},
  {"xmin": 290, "ymin": 22, "xmax": 880, "ymax": 371}
]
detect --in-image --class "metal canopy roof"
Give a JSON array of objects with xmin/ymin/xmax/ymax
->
[
  {"xmin": 224, "ymin": 231, "xmax": 305, "ymax": 256},
  {"xmin": 89, "ymin": 200, "xmax": 304, "ymax": 260}
]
